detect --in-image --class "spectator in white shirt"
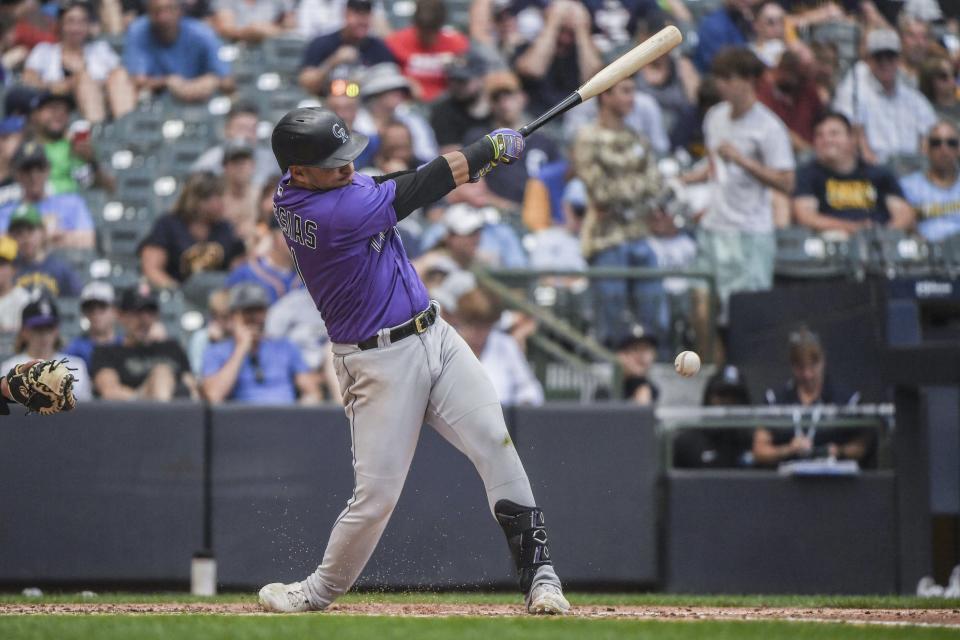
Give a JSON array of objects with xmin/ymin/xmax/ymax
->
[
  {"xmin": 832, "ymin": 29, "xmax": 936, "ymax": 164},
  {"xmin": 23, "ymin": 1, "xmax": 136, "ymax": 123},
  {"xmin": 452, "ymin": 287, "xmax": 544, "ymax": 407}
]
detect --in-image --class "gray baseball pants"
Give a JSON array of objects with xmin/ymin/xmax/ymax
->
[{"xmin": 301, "ymin": 311, "xmax": 559, "ymax": 609}]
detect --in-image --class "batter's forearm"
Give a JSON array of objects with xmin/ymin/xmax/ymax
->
[{"xmin": 391, "ymin": 157, "xmax": 458, "ymax": 219}]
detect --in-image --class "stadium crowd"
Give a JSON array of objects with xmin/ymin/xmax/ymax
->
[{"xmin": 0, "ymin": 0, "xmax": 954, "ymax": 423}]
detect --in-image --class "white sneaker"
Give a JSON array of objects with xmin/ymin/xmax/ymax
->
[
  {"xmin": 526, "ymin": 582, "xmax": 570, "ymax": 615},
  {"xmin": 258, "ymin": 582, "xmax": 313, "ymax": 613}
]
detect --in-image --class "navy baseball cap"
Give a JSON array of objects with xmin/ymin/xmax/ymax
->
[
  {"xmin": 22, "ymin": 298, "xmax": 59, "ymax": 329},
  {"xmin": 120, "ymin": 284, "xmax": 159, "ymax": 312}
]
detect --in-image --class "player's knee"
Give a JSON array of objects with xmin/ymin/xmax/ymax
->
[{"xmin": 355, "ymin": 483, "xmax": 403, "ymax": 521}]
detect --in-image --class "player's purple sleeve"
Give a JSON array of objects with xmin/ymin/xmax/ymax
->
[{"xmin": 328, "ymin": 177, "xmax": 398, "ymax": 246}]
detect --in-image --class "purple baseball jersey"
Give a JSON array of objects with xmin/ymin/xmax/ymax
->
[{"xmin": 273, "ymin": 171, "xmax": 430, "ymax": 344}]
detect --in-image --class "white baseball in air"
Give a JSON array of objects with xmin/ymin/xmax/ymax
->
[{"xmin": 674, "ymin": 351, "xmax": 701, "ymax": 377}]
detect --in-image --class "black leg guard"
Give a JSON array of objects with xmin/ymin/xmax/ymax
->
[{"xmin": 494, "ymin": 499, "xmax": 553, "ymax": 595}]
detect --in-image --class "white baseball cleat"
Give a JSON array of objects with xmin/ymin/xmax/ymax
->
[
  {"xmin": 258, "ymin": 582, "xmax": 313, "ymax": 613},
  {"xmin": 526, "ymin": 582, "xmax": 570, "ymax": 615}
]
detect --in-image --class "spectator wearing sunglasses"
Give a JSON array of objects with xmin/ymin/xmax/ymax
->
[
  {"xmin": 900, "ymin": 121, "xmax": 960, "ymax": 243},
  {"xmin": 792, "ymin": 111, "xmax": 915, "ymax": 234},
  {"xmin": 832, "ymin": 29, "xmax": 936, "ymax": 164},
  {"xmin": 201, "ymin": 283, "xmax": 322, "ymax": 405}
]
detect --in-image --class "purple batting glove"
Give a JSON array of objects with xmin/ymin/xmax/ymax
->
[{"xmin": 487, "ymin": 128, "xmax": 525, "ymax": 165}]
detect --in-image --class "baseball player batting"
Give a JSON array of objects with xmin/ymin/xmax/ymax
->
[{"xmin": 257, "ymin": 109, "xmax": 568, "ymax": 615}]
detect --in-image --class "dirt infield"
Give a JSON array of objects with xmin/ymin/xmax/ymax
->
[{"xmin": 2, "ymin": 602, "xmax": 959, "ymax": 626}]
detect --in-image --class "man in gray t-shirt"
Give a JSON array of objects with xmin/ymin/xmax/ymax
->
[{"xmin": 681, "ymin": 47, "xmax": 795, "ymax": 322}]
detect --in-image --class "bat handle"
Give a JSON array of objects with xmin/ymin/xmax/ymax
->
[{"xmin": 518, "ymin": 92, "xmax": 583, "ymax": 138}]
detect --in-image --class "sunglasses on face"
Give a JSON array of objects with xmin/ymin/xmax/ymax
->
[{"xmin": 930, "ymin": 137, "xmax": 960, "ymax": 149}]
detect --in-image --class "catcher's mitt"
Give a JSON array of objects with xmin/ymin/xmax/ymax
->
[{"xmin": 1, "ymin": 358, "xmax": 78, "ymax": 415}]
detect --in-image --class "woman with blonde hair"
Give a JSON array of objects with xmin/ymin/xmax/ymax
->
[{"xmin": 139, "ymin": 172, "xmax": 245, "ymax": 289}]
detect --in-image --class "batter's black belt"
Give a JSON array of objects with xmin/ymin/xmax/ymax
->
[{"xmin": 357, "ymin": 303, "xmax": 438, "ymax": 351}]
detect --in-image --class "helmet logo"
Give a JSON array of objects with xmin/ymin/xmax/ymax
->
[{"xmin": 332, "ymin": 123, "xmax": 348, "ymax": 145}]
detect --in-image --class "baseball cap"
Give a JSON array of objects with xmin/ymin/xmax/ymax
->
[
  {"xmin": 229, "ymin": 282, "xmax": 270, "ymax": 311},
  {"xmin": 13, "ymin": 141, "xmax": 49, "ymax": 171},
  {"xmin": 80, "ymin": 280, "xmax": 116, "ymax": 307},
  {"xmin": 33, "ymin": 90, "xmax": 76, "ymax": 112},
  {"xmin": 120, "ymin": 284, "xmax": 159, "ymax": 312},
  {"xmin": 346, "ymin": 0, "xmax": 372, "ymax": 11},
  {"xmin": 702, "ymin": 365, "xmax": 751, "ymax": 405},
  {"xmin": 616, "ymin": 324, "xmax": 659, "ymax": 350},
  {"xmin": 443, "ymin": 203, "xmax": 487, "ymax": 236},
  {"xmin": 22, "ymin": 297, "xmax": 59, "ymax": 329},
  {"xmin": 866, "ymin": 29, "xmax": 901, "ymax": 56},
  {"xmin": 222, "ymin": 139, "xmax": 255, "ymax": 163},
  {"xmin": 0, "ymin": 235, "xmax": 17, "ymax": 262},
  {"xmin": 7, "ymin": 204, "xmax": 43, "ymax": 232},
  {"xmin": 4, "ymin": 86, "xmax": 42, "ymax": 117},
  {"xmin": 360, "ymin": 63, "xmax": 413, "ymax": 99},
  {"xmin": 446, "ymin": 49, "xmax": 487, "ymax": 81},
  {"xmin": 0, "ymin": 115, "xmax": 24, "ymax": 136}
]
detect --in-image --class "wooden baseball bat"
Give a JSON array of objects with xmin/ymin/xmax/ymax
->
[{"xmin": 518, "ymin": 25, "xmax": 683, "ymax": 138}]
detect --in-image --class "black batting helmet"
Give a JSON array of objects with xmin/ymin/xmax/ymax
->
[{"xmin": 271, "ymin": 107, "xmax": 369, "ymax": 173}]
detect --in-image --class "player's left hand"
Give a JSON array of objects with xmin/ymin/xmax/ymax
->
[
  {"xmin": 470, "ymin": 128, "xmax": 525, "ymax": 182},
  {"xmin": 2, "ymin": 358, "xmax": 78, "ymax": 415},
  {"xmin": 487, "ymin": 128, "xmax": 525, "ymax": 165}
]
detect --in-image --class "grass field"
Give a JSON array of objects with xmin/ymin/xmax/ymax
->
[{"xmin": 2, "ymin": 592, "xmax": 960, "ymax": 639}]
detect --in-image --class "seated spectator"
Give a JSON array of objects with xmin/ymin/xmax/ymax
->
[
  {"xmin": 750, "ymin": 0, "xmax": 787, "ymax": 67},
  {"xmin": 22, "ymin": 1, "xmax": 135, "ymax": 123},
  {"xmin": 139, "ymin": 172, "xmax": 245, "ymax": 289},
  {"xmin": 187, "ymin": 288, "xmax": 230, "ymax": 375},
  {"xmin": 415, "ymin": 202, "xmax": 527, "ymax": 275},
  {"xmin": 225, "ymin": 213, "xmax": 302, "ymax": 304},
  {"xmin": 92, "ymin": 284, "xmax": 196, "ymax": 400},
  {"xmin": 832, "ymin": 29, "xmax": 936, "ymax": 164},
  {"xmin": 754, "ymin": 327, "xmax": 870, "ymax": 466},
  {"xmin": 681, "ymin": 48, "xmax": 794, "ymax": 325},
  {"xmin": 0, "ymin": 115, "xmax": 26, "ymax": 206},
  {"xmin": 901, "ymin": 121, "xmax": 960, "ymax": 242},
  {"xmin": 429, "ymin": 49, "xmax": 491, "ymax": 149},
  {"xmin": 756, "ymin": 50, "xmax": 824, "ymax": 153},
  {"xmin": 119, "ymin": 0, "xmax": 214, "ymax": 23},
  {"xmin": 123, "ymin": 0, "xmax": 233, "ymax": 103},
  {"xmin": 692, "ymin": 0, "xmax": 753, "ymax": 74},
  {"xmin": 513, "ymin": 0, "xmax": 602, "ymax": 118},
  {"xmin": 220, "ymin": 140, "xmax": 258, "ymax": 246},
  {"xmin": 360, "ymin": 63, "xmax": 438, "ymax": 163},
  {"xmin": 610, "ymin": 329, "xmax": 659, "ymax": 405},
  {"xmin": 191, "ymin": 102, "xmax": 277, "ymax": 188},
  {"xmin": 299, "ymin": 0, "xmax": 395, "ymax": 97},
  {"xmin": 450, "ymin": 287, "xmax": 543, "ymax": 406},
  {"xmin": 31, "ymin": 90, "xmax": 113, "ymax": 195},
  {"xmin": 8, "ymin": 0, "xmax": 57, "ymax": 53},
  {"xmin": 0, "ymin": 141, "xmax": 94, "ymax": 249},
  {"xmin": 0, "ymin": 235, "xmax": 30, "ymax": 358},
  {"xmin": 918, "ymin": 56, "xmax": 960, "ymax": 131},
  {"xmin": 212, "ymin": 0, "xmax": 294, "ymax": 44},
  {"xmin": 467, "ymin": 0, "xmax": 530, "ymax": 65},
  {"xmin": 574, "ymin": 78, "xmax": 666, "ymax": 346},
  {"xmin": 7, "ymin": 205, "xmax": 82, "ymax": 297},
  {"xmin": 264, "ymin": 286, "xmax": 336, "ymax": 402},
  {"xmin": 201, "ymin": 283, "xmax": 321, "ymax": 404},
  {"xmin": 465, "ymin": 71, "xmax": 560, "ymax": 205},
  {"xmin": 673, "ymin": 365, "xmax": 753, "ymax": 468},
  {"xmin": 366, "ymin": 119, "xmax": 422, "ymax": 174},
  {"xmin": 2, "ymin": 297, "xmax": 93, "ymax": 400},
  {"xmin": 793, "ymin": 111, "xmax": 914, "ymax": 233},
  {"xmin": 64, "ymin": 280, "xmax": 122, "ymax": 371},
  {"xmin": 896, "ymin": 11, "xmax": 932, "ymax": 89},
  {"xmin": 581, "ymin": 0, "xmax": 664, "ymax": 54},
  {"xmin": 563, "ymin": 74, "xmax": 670, "ymax": 155},
  {"xmin": 385, "ymin": 0, "xmax": 469, "ymax": 102}
]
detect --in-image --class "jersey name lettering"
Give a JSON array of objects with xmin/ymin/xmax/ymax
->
[{"xmin": 274, "ymin": 204, "xmax": 317, "ymax": 249}]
